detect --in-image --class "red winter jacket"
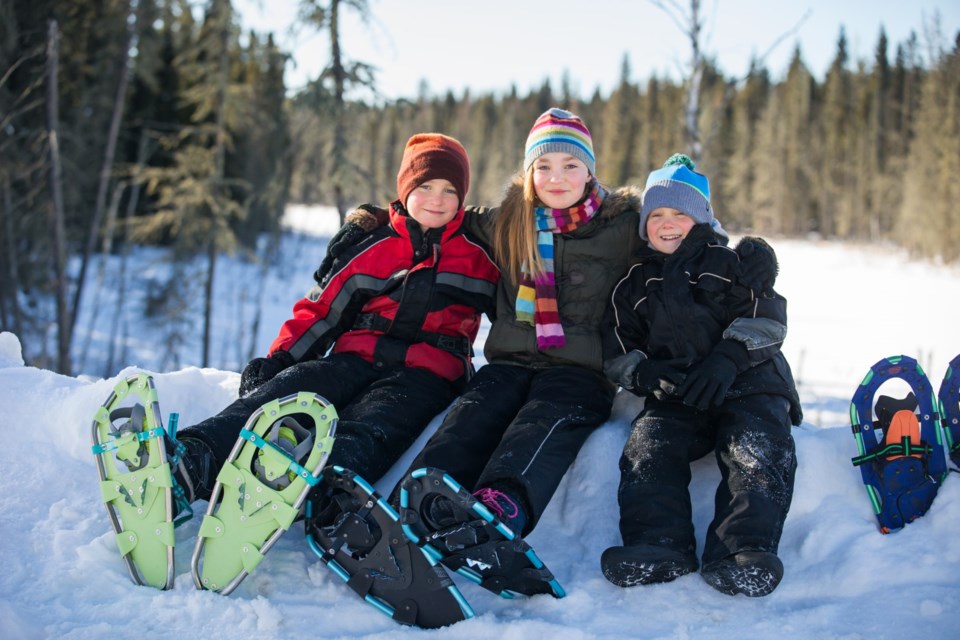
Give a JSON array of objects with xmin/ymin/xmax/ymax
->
[{"xmin": 269, "ymin": 202, "xmax": 499, "ymax": 381}]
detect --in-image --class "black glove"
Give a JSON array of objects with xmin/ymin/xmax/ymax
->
[
  {"xmin": 736, "ymin": 236, "xmax": 778, "ymax": 294},
  {"xmin": 677, "ymin": 351, "xmax": 738, "ymax": 410},
  {"xmin": 313, "ymin": 205, "xmax": 390, "ymax": 287},
  {"xmin": 239, "ymin": 350, "xmax": 296, "ymax": 397},
  {"xmin": 631, "ymin": 358, "xmax": 687, "ymax": 399}
]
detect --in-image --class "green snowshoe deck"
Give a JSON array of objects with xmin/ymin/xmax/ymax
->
[
  {"xmin": 191, "ymin": 392, "xmax": 337, "ymax": 594},
  {"xmin": 91, "ymin": 373, "xmax": 176, "ymax": 590}
]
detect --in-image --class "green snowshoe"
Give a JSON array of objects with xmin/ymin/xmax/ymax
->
[
  {"xmin": 91, "ymin": 373, "xmax": 177, "ymax": 590},
  {"xmin": 191, "ymin": 392, "xmax": 337, "ymax": 594}
]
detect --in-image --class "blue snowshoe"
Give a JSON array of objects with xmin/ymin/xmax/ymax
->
[
  {"xmin": 850, "ymin": 355, "xmax": 947, "ymax": 533},
  {"xmin": 937, "ymin": 353, "xmax": 960, "ymax": 468},
  {"xmin": 399, "ymin": 467, "xmax": 565, "ymax": 599},
  {"xmin": 305, "ymin": 466, "xmax": 473, "ymax": 629}
]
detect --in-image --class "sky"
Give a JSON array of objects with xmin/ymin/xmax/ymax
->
[
  {"xmin": 1, "ymin": 208, "xmax": 959, "ymax": 638},
  {"xmin": 234, "ymin": 0, "xmax": 960, "ymax": 100}
]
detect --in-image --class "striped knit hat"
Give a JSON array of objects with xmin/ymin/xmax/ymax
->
[
  {"xmin": 523, "ymin": 108, "xmax": 596, "ymax": 175},
  {"xmin": 639, "ymin": 153, "xmax": 714, "ymax": 239}
]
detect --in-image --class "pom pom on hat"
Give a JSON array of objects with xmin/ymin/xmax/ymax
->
[
  {"xmin": 397, "ymin": 133, "xmax": 470, "ymax": 209},
  {"xmin": 523, "ymin": 108, "xmax": 596, "ymax": 175},
  {"xmin": 639, "ymin": 153, "xmax": 714, "ymax": 239}
]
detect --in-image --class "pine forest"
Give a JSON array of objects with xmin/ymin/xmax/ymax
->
[{"xmin": 2, "ymin": 0, "xmax": 958, "ymax": 374}]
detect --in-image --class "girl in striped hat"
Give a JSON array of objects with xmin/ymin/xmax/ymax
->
[{"xmin": 391, "ymin": 108, "xmax": 648, "ymax": 593}]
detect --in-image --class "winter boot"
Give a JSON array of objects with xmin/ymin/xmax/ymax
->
[
  {"xmin": 600, "ymin": 544, "xmax": 698, "ymax": 587},
  {"xmin": 171, "ymin": 437, "xmax": 216, "ymax": 504},
  {"xmin": 700, "ymin": 551, "xmax": 783, "ymax": 597}
]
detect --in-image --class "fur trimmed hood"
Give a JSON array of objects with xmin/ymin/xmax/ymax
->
[{"xmin": 499, "ymin": 174, "xmax": 643, "ymax": 220}]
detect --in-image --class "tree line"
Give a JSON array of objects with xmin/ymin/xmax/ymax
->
[{"xmin": 1, "ymin": 0, "xmax": 957, "ymax": 373}]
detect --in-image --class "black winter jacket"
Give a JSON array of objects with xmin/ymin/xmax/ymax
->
[{"xmin": 602, "ymin": 224, "xmax": 802, "ymax": 424}]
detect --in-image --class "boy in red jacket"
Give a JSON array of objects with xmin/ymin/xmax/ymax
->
[{"xmin": 173, "ymin": 133, "xmax": 499, "ymax": 510}]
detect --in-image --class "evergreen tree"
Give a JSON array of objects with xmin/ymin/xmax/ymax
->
[
  {"xmin": 819, "ymin": 28, "xmax": 854, "ymax": 237},
  {"xmin": 898, "ymin": 32, "xmax": 960, "ymax": 261},
  {"xmin": 600, "ymin": 55, "xmax": 640, "ymax": 186}
]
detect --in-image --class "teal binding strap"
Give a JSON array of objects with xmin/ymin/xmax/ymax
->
[
  {"xmin": 239, "ymin": 428, "xmax": 321, "ymax": 487},
  {"xmin": 165, "ymin": 413, "xmax": 194, "ymax": 528}
]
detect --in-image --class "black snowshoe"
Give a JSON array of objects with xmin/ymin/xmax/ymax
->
[
  {"xmin": 305, "ymin": 466, "xmax": 474, "ymax": 629},
  {"xmin": 398, "ymin": 467, "xmax": 565, "ymax": 599}
]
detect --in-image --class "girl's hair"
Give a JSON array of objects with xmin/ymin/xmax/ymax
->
[{"xmin": 493, "ymin": 168, "xmax": 544, "ymax": 283}]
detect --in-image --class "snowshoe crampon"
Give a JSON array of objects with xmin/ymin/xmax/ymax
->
[
  {"xmin": 399, "ymin": 467, "xmax": 565, "ymax": 599},
  {"xmin": 191, "ymin": 392, "xmax": 336, "ymax": 594},
  {"xmin": 937, "ymin": 353, "xmax": 960, "ymax": 467},
  {"xmin": 91, "ymin": 373, "xmax": 176, "ymax": 590},
  {"xmin": 850, "ymin": 355, "xmax": 947, "ymax": 533},
  {"xmin": 304, "ymin": 466, "xmax": 473, "ymax": 629}
]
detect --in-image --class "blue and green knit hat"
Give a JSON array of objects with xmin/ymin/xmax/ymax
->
[
  {"xmin": 524, "ymin": 108, "xmax": 596, "ymax": 175},
  {"xmin": 639, "ymin": 153, "xmax": 714, "ymax": 239}
]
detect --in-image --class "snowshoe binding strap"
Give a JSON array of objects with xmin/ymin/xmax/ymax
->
[
  {"xmin": 305, "ymin": 466, "xmax": 473, "ymax": 629},
  {"xmin": 250, "ymin": 416, "xmax": 316, "ymax": 490},
  {"xmin": 399, "ymin": 467, "xmax": 565, "ymax": 599},
  {"xmin": 191, "ymin": 392, "xmax": 337, "ymax": 595}
]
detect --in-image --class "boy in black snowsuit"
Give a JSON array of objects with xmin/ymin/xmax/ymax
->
[{"xmin": 600, "ymin": 154, "xmax": 802, "ymax": 597}]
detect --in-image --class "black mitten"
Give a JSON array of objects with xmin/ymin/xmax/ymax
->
[
  {"xmin": 239, "ymin": 350, "xmax": 296, "ymax": 397},
  {"xmin": 677, "ymin": 352, "xmax": 738, "ymax": 410},
  {"xmin": 736, "ymin": 236, "xmax": 778, "ymax": 294},
  {"xmin": 631, "ymin": 358, "xmax": 687, "ymax": 399},
  {"xmin": 314, "ymin": 205, "xmax": 390, "ymax": 287}
]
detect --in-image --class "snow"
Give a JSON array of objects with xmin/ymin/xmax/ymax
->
[{"xmin": 1, "ymin": 208, "xmax": 958, "ymax": 639}]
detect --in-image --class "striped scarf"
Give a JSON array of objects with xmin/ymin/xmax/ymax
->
[{"xmin": 516, "ymin": 181, "xmax": 606, "ymax": 349}]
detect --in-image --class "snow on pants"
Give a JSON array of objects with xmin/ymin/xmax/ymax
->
[
  {"xmin": 400, "ymin": 362, "xmax": 615, "ymax": 534},
  {"xmin": 179, "ymin": 352, "xmax": 458, "ymax": 485},
  {"xmin": 617, "ymin": 393, "xmax": 796, "ymax": 564}
]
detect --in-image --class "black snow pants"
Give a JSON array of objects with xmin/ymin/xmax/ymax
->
[
  {"xmin": 399, "ymin": 362, "xmax": 615, "ymax": 534},
  {"xmin": 179, "ymin": 352, "xmax": 458, "ymax": 486},
  {"xmin": 617, "ymin": 393, "xmax": 796, "ymax": 564}
]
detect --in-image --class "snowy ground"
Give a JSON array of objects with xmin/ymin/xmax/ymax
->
[{"xmin": 1, "ymin": 207, "xmax": 958, "ymax": 639}]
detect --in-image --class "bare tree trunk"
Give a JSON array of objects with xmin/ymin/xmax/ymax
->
[
  {"xmin": 46, "ymin": 19, "xmax": 71, "ymax": 375},
  {"xmin": 650, "ymin": 1, "xmax": 704, "ymax": 161},
  {"xmin": 202, "ymin": 236, "xmax": 217, "ymax": 368},
  {"xmin": 330, "ymin": 0, "xmax": 348, "ymax": 223},
  {"xmin": 106, "ymin": 129, "xmax": 148, "ymax": 377},
  {"xmin": 70, "ymin": 4, "xmax": 137, "ymax": 335},
  {"xmin": 77, "ymin": 181, "xmax": 125, "ymax": 371},
  {"xmin": 684, "ymin": 0, "xmax": 704, "ymax": 161},
  {"xmin": 202, "ymin": 12, "xmax": 231, "ymax": 368},
  {"xmin": 1, "ymin": 173, "xmax": 24, "ymax": 340},
  {"xmin": 246, "ymin": 227, "xmax": 281, "ymax": 362}
]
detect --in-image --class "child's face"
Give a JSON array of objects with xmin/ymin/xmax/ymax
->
[
  {"xmin": 532, "ymin": 152, "xmax": 591, "ymax": 209},
  {"xmin": 405, "ymin": 178, "xmax": 460, "ymax": 230},
  {"xmin": 646, "ymin": 207, "xmax": 695, "ymax": 254}
]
